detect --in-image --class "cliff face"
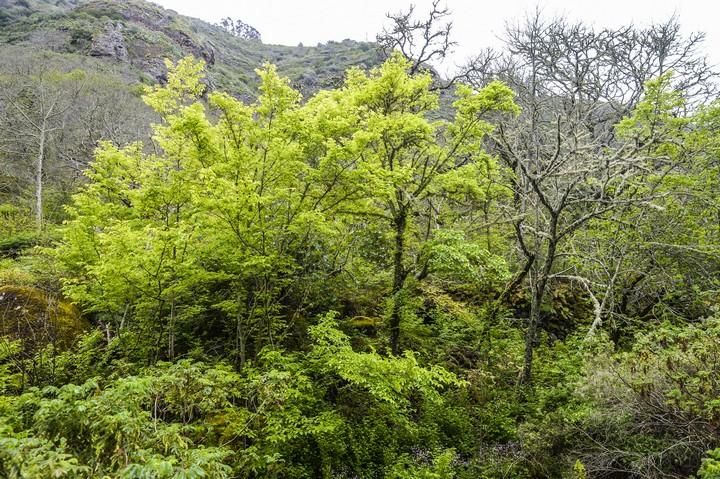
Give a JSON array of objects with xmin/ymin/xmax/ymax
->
[
  {"xmin": 0, "ymin": 0, "xmax": 383, "ymax": 97},
  {"xmin": 88, "ymin": 21, "xmax": 128, "ymax": 60}
]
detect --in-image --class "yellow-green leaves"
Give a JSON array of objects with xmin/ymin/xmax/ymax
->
[
  {"xmin": 616, "ymin": 72, "xmax": 688, "ymax": 146},
  {"xmin": 60, "ymin": 53, "xmax": 518, "ymax": 366},
  {"xmin": 309, "ymin": 313, "xmax": 463, "ymax": 408},
  {"xmin": 143, "ymin": 57, "xmax": 206, "ymax": 115},
  {"xmin": 450, "ymin": 81, "xmax": 518, "ymax": 153},
  {"xmin": 255, "ymin": 63, "xmax": 301, "ymax": 121},
  {"xmin": 346, "ymin": 52, "xmax": 437, "ymax": 114},
  {"xmin": 454, "ymin": 81, "xmax": 519, "ymax": 119}
]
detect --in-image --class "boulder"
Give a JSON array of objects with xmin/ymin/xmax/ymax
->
[{"xmin": 0, "ymin": 285, "xmax": 88, "ymax": 351}]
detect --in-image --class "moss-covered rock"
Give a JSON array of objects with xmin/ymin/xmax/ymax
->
[{"xmin": 0, "ymin": 285, "xmax": 88, "ymax": 351}]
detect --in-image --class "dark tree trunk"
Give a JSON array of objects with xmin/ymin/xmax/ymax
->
[
  {"xmin": 521, "ymin": 279, "xmax": 542, "ymax": 384},
  {"xmin": 389, "ymin": 210, "xmax": 407, "ymax": 355},
  {"xmin": 520, "ymin": 232, "xmax": 557, "ymax": 384}
]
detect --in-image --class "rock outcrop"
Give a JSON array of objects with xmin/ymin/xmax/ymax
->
[{"xmin": 89, "ymin": 21, "xmax": 128, "ymax": 61}]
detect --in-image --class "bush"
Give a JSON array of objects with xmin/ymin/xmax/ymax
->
[{"xmin": 577, "ymin": 319, "xmax": 720, "ymax": 477}]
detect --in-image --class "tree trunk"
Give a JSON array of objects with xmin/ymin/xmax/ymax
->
[
  {"xmin": 389, "ymin": 210, "xmax": 407, "ymax": 355},
  {"xmin": 168, "ymin": 299, "xmax": 175, "ymax": 359},
  {"xmin": 520, "ymin": 235, "xmax": 557, "ymax": 385},
  {"xmin": 236, "ymin": 293, "xmax": 247, "ymax": 369},
  {"xmin": 35, "ymin": 123, "xmax": 46, "ymax": 232},
  {"xmin": 521, "ymin": 279, "xmax": 542, "ymax": 384}
]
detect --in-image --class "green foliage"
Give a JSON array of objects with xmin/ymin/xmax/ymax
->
[
  {"xmin": 2, "ymin": 6, "xmax": 720, "ymax": 477},
  {"xmin": 387, "ymin": 449, "xmax": 456, "ymax": 479},
  {"xmin": 572, "ymin": 460, "xmax": 587, "ymax": 479},
  {"xmin": 421, "ymin": 229, "xmax": 510, "ymax": 296},
  {"xmin": 0, "ymin": 315, "xmax": 465, "ymax": 477},
  {"xmin": 0, "ymin": 360, "xmax": 235, "ymax": 478},
  {"xmin": 700, "ymin": 449, "xmax": 720, "ymax": 478},
  {"xmin": 617, "ymin": 73, "xmax": 688, "ymax": 148},
  {"xmin": 310, "ymin": 312, "xmax": 463, "ymax": 408},
  {"xmin": 56, "ymin": 54, "xmax": 515, "ymax": 364}
]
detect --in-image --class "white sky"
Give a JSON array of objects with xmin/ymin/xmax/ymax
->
[{"xmin": 153, "ymin": 0, "xmax": 720, "ymax": 72}]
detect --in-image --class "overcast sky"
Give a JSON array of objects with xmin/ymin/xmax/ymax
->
[{"xmin": 153, "ymin": 0, "xmax": 719, "ymax": 72}]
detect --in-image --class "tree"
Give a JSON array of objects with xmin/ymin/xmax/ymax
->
[
  {"xmin": 0, "ymin": 47, "xmax": 153, "ymax": 231},
  {"xmin": 377, "ymin": 0, "xmax": 455, "ymax": 76},
  {"xmin": 466, "ymin": 14, "xmax": 716, "ymax": 383},
  {"xmin": 60, "ymin": 57, "xmax": 357, "ymax": 362},
  {"xmin": 219, "ymin": 17, "xmax": 261, "ymax": 41},
  {"xmin": 58, "ymin": 54, "xmax": 517, "ymax": 362},
  {"xmin": 0, "ymin": 67, "xmax": 85, "ymax": 231},
  {"xmin": 304, "ymin": 53, "xmax": 517, "ymax": 354},
  {"xmin": 572, "ymin": 93, "xmax": 720, "ymax": 341},
  {"xmin": 377, "ymin": 0, "xmax": 490, "ymax": 90},
  {"xmin": 60, "ymin": 58, "xmax": 210, "ymax": 361}
]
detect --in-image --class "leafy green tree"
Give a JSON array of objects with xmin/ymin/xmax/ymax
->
[
  {"xmin": 58, "ymin": 54, "xmax": 517, "ymax": 361},
  {"xmin": 302, "ymin": 53, "xmax": 517, "ymax": 353}
]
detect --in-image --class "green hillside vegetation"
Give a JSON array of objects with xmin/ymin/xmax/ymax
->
[{"xmin": 0, "ymin": 0, "xmax": 381, "ymax": 97}]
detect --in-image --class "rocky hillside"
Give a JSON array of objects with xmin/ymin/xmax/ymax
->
[{"xmin": 0, "ymin": 0, "xmax": 383, "ymax": 98}]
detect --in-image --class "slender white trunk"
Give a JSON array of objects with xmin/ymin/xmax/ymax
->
[{"xmin": 35, "ymin": 123, "xmax": 46, "ymax": 232}]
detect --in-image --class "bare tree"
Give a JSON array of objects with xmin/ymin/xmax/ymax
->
[
  {"xmin": 376, "ymin": 6, "xmax": 717, "ymax": 382},
  {"xmin": 377, "ymin": 0, "xmax": 455, "ymax": 75},
  {"xmin": 469, "ymin": 13, "xmax": 716, "ymax": 384},
  {"xmin": 0, "ymin": 67, "xmax": 85, "ymax": 231},
  {"xmin": 0, "ymin": 47, "xmax": 154, "ymax": 229},
  {"xmin": 377, "ymin": 0, "xmax": 486, "ymax": 90}
]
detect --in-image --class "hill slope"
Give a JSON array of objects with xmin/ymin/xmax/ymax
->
[{"xmin": 0, "ymin": 0, "xmax": 383, "ymax": 98}]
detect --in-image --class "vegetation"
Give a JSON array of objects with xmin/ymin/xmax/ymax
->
[
  {"xmin": 1, "ymin": 1, "xmax": 720, "ymax": 478},
  {"xmin": 0, "ymin": 0, "xmax": 381, "ymax": 97}
]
